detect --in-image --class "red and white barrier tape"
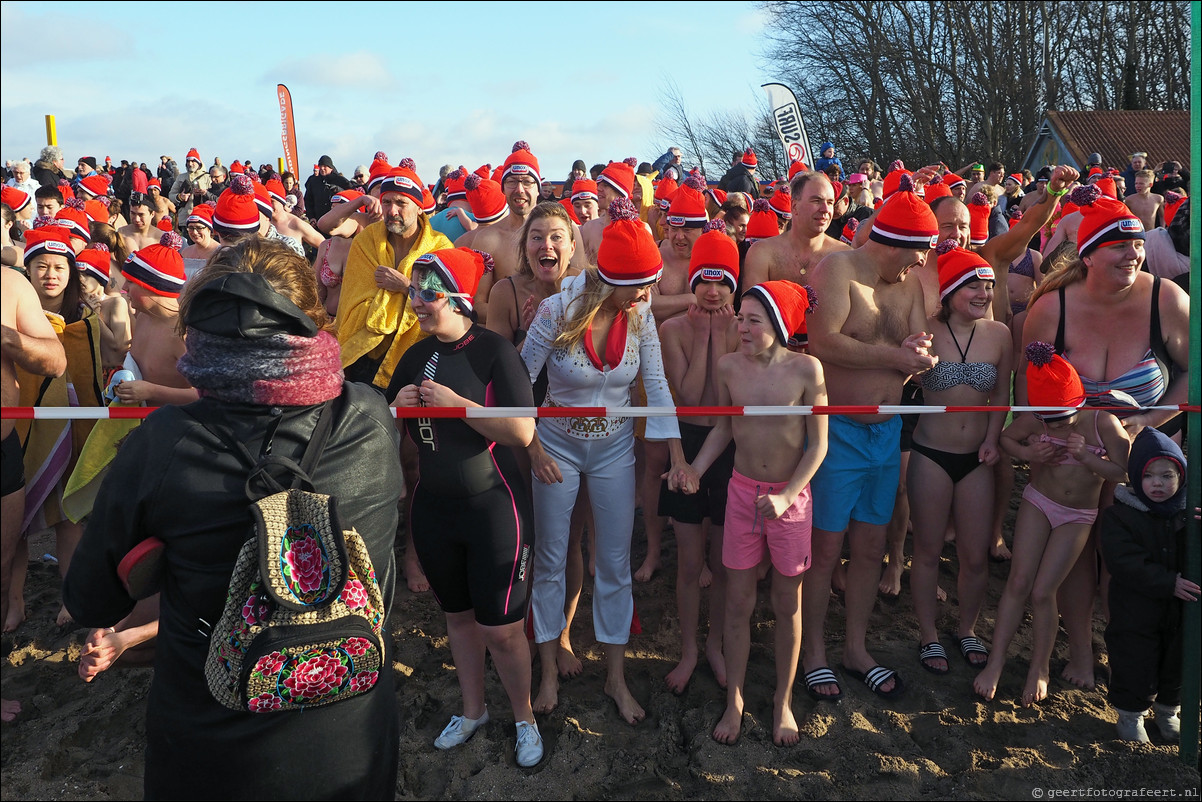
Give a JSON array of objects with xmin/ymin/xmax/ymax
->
[{"xmin": 1, "ymin": 404, "xmax": 1196, "ymax": 421}]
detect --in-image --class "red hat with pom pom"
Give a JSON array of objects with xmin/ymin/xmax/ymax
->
[
  {"xmin": 251, "ymin": 181, "xmax": 273, "ymax": 217},
  {"xmin": 76, "ymin": 243, "xmax": 111, "ymax": 286},
  {"xmin": 332, "ymin": 188, "xmax": 364, "ymax": 205},
  {"xmin": 923, "ymin": 173, "xmax": 952, "ymax": 204},
  {"xmin": 744, "ymin": 198, "xmax": 781, "ymax": 241},
  {"xmin": 768, "ymin": 185, "xmax": 793, "ymax": 220},
  {"xmin": 230, "ymin": 161, "xmax": 244, "ymax": 175},
  {"xmin": 840, "ymin": 216, "xmax": 859, "ymax": 245},
  {"xmin": 123, "ymin": 231, "xmax": 186, "ymax": 297},
  {"xmin": 689, "ymin": 219, "xmax": 739, "ymax": 292},
  {"xmin": 214, "ymin": 174, "xmax": 261, "ymax": 231},
  {"xmin": 501, "ymin": 141, "xmax": 541, "ymax": 186},
  {"xmin": 667, "ymin": 171, "xmax": 709, "ymax": 228},
  {"xmin": 1073, "ymin": 184, "xmax": 1144, "ymax": 258},
  {"xmin": 705, "ymin": 187, "xmax": 727, "ymax": 208},
  {"xmin": 366, "ymin": 152, "xmax": 392, "ymax": 194},
  {"xmin": 653, "ymin": 175, "xmax": 678, "ymax": 211},
  {"xmin": 788, "ymin": 160, "xmax": 810, "ymax": 180},
  {"xmin": 597, "ymin": 198, "xmax": 662, "ymax": 285},
  {"xmin": 157, "ymin": 217, "xmax": 174, "ymax": 232},
  {"xmin": 78, "ymin": 174, "xmax": 111, "ymax": 199},
  {"xmin": 55, "ymin": 201, "xmax": 91, "ymax": 243},
  {"xmin": 444, "ymin": 166, "xmax": 469, "ymax": 202},
  {"xmin": 966, "ymin": 192, "xmax": 991, "ymax": 246},
  {"xmin": 741, "ymin": 149, "xmax": 758, "ymax": 170},
  {"xmin": 380, "ymin": 159, "xmax": 425, "ymax": 207},
  {"xmin": 56, "ymin": 179, "xmax": 75, "ymax": 203},
  {"xmin": 945, "ymin": 174, "xmax": 966, "ymax": 191},
  {"xmin": 187, "ymin": 202, "xmax": 216, "ymax": 230},
  {"xmin": 881, "ymin": 160, "xmax": 913, "ymax": 201},
  {"xmin": 870, "ymin": 175, "xmax": 939, "ymax": 249},
  {"xmin": 1025, "ymin": 341, "xmax": 1085, "ymax": 420},
  {"xmin": 22, "ymin": 225, "xmax": 76, "ymax": 268},
  {"xmin": 464, "ymin": 173, "xmax": 508, "ymax": 224},
  {"xmin": 265, "ymin": 177, "xmax": 287, "ymax": 204},
  {"xmin": 599, "ymin": 158, "xmax": 637, "ymax": 199},
  {"xmin": 186, "ymin": 148, "xmax": 201, "ymax": 163},
  {"xmin": 742, "ymin": 280, "xmax": 815, "ymax": 345},
  {"xmin": 935, "ymin": 239, "xmax": 995, "ymax": 301},
  {"xmin": 413, "ymin": 247, "xmax": 493, "ymax": 315},
  {"xmin": 83, "ymin": 199, "xmax": 109, "ymax": 223}
]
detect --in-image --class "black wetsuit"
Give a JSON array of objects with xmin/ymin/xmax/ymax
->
[{"xmin": 388, "ymin": 325, "xmax": 535, "ymax": 625}]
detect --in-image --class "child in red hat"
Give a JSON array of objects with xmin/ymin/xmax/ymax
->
[
  {"xmin": 671, "ymin": 277, "xmax": 826, "ymax": 747},
  {"xmin": 977, "ymin": 342, "xmax": 1129, "ymax": 707}
]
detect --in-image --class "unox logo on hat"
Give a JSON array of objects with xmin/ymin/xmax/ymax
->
[
  {"xmin": 974, "ymin": 266, "xmax": 995, "ymax": 281},
  {"xmin": 1118, "ymin": 218, "xmax": 1143, "ymax": 232},
  {"xmin": 927, "ymin": 234, "xmax": 939, "ymax": 247},
  {"xmin": 507, "ymin": 164, "xmax": 534, "ymax": 176},
  {"xmin": 44, "ymin": 240, "xmax": 71, "ymax": 255},
  {"xmin": 667, "ymin": 215, "xmax": 686, "ymax": 227},
  {"xmin": 700, "ymin": 267, "xmax": 725, "ymax": 282}
]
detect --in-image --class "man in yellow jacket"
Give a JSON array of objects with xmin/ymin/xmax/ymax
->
[{"xmin": 337, "ymin": 159, "xmax": 452, "ymax": 391}]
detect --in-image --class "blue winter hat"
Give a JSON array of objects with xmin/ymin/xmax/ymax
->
[{"xmin": 1128, "ymin": 426, "xmax": 1187, "ymax": 517}]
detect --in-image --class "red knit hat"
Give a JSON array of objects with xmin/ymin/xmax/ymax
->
[
  {"xmin": 869, "ymin": 175, "xmax": 939, "ymax": 249},
  {"xmin": 596, "ymin": 198, "xmax": 662, "ymax": 286},
  {"xmin": 666, "ymin": 172, "xmax": 708, "ymax": 228},
  {"xmin": 122, "ymin": 231, "xmax": 186, "ymax": 298},
  {"xmin": 413, "ymin": 247, "xmax": 492, "ymax": 315},
  {"xmin": 84, "ymin": 199, "xmax": 109, "ymax": 223},
  {"xmin": 558, "ymin": 197, "xmax": 582, "ymax": 225},
  {"xmin": 213, "ymin": 174, "xmax": 261, "ymax": 231},
  {"xmin": 186, "ymin": 148, "xmax": 201, "ymax": 163},
  {"xmin": 56, "ymin": 179, "xmax": 75, "ymax": 203},
  {"xmin": 420, "ymin": 186, "xmax": 436, "ymax": 214},
  {"xmin": 740, "ymin": 149, "xmax": 758, "ymax": 169},
  {"xmin": 251, "ymin": 181, "xmax": 273, "ymax": 217},
  {"xmin": 444, "ymin": 166, "xmax": 469, "ymax": 202},
  {"xmin": 187, "ymin": 202, "xmax": 215, "ymax": 230},
  {"xmin": 966, "ymin": 192, "xmax": 991, "ymax": 246},
  {"xmin": 598, "ymin": 158, "xmax": 637, "ymax": 199},
  {"xmin": 787, "ymin": 160, "xmax": 809, "ymax": 180},
  {"xmin": 1164, "ymin": 191, "xmax": 1185, "ymax": 227},
  {"xmin": 23, "ymin": 225, "xmax": 76, "ymax": 268},
  {"xmin": 570, "ymin": 178, "xmax": 598, "ymax": 203},
  {"xmin": 840, "ymin": 216, "xmax": 859, "ymax": 245},
  {"xmin": 689, "ymin": 219, "xmax": 739, "ymax": 292},
  {"xmin": 923, "ymin": 173, "xmax": 952, "ymax": 204},
  {"xmin": 78, "ymin": 174, "xmax": 111, "ymax": 199},
  {"xmin": 653, "ymin": 175, "xmax": 678, "ymax": 211},
  {"xmin": 265, "ymin": 177, "xmax": 287, "ymax": 204},
  {"xmin": 379, "ymin": 159, "xmax": 425, "ymax": 206},
  {"xmin": 935, "ymin": 239, "xmax": 995, "ymax": 301},
  {"xmin": 474, "ymin": 164, "xmax": 491, "ymax": 180},
  {"xmin": 156, "ymin": 217, "xmax": 174, "ymax": 232},
  {"xmin": 1004, "ymin": 173, "xmax": 1023, "ymax": 187},
  {"xmin": 1093, "ymin": 177, "xmax": 1118, "ymax": 200},
  {"xmin": 881, "ymin": 160, "xmax": 912, "ymax": 200},
  {"xmin": 744, "ymin": 198, "xmax": 781, "ymax": 241},
  {"xmin": 332, "ymin": 188, "xmax": 364, "ymax": 205},
  {"xmin": 230, "ymin": 161, "xmax": 245, "ymax": 174},
  {"xmin": 147, "ymin": 178, "xmax": 162, "ymax": 192},
  {"xmin": 501, "ymin": 141, "xmax": 541, "ymax": 186},
  {"xmin": 366, "ymin": 152, "xmax": 392, "ymax": 194},
  {"xmin": 464, "ymin": 173, "xmax": 508, "ymax": 224},
  {"xmin": 742, "ymin": 280, "xmax": 815, "ymax": 345},
  {"xmin": 705, "ymin": 187, "xmax": 727, "ymax": 208},
  {"xmin": 55, "ymin": 201, "xmax": 91, "ymax": 243},
  {"xmin": 768, "ymin": 185, "xmax": 792, "ymax": 220},
  {"xmin": 945, "ymin": 174, "xmax": 966, "ymax": 191},
  {"xmin": 1025, "ymin": 341, "xmax": 1085, "ymax": 420},
  {"xmin": 76, "ymin": 243, "xmax": 111, "ymax": 286},
  {"xmin": 2, "ymin": 186, "xmax": 30, "ymax": 213},
  {"xmin": 1072, "ymin": 184, "xmax": 1144, "ymax": 257}
]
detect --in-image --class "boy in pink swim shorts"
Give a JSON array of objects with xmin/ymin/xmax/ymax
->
[{"xmin": 672, "ymin": 280, "xmax": 828, "ymax": 748}]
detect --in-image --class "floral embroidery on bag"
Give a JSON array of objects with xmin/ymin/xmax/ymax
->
[
  {"xmin": 280, "ymin": 525, "xmax": 331, "ymax": 603},
  {"xmin": 281, "ymin": 650, "xmax": 349, "ymax": 701}
]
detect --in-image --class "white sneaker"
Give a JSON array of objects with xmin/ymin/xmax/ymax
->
[
  {"xmin": 434, "ymin": 709, "xmax": 489, "ymax": 750},
  {"xmin": 515, "ymin": 720, "xmax": 544, "ymax": 767},
  {"xmin": 1152, "ymin": 703, "xmax": 1181, "ymax": 743},
  {"xmin": 1115, "ymin": 709, "xmax": 1150, "ymax": 743}
]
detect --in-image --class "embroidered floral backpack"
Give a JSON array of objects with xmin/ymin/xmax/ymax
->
[{"xmin": 186, "ymin": 400, "xmax": 386, "ymax": 713}]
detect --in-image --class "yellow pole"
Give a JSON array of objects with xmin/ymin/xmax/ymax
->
[
  {"xmin": 45, "ymin": 115, "xmax": 57, "ymax": 146},
  {"xmin": 278, "ymin": 157, "xmax": 285, "ymax": 175}
]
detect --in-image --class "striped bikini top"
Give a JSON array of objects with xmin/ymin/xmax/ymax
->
[{"xmin": 1055, "ymin": 277, "xmax": 1170, "ymax": 415}]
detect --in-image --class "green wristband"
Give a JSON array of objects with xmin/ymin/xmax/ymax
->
[{"xmin": 1049, "ymin": 187, "xmax": 1069, "ymax": 197}]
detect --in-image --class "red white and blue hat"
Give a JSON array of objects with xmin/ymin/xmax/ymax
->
[
  {"xmin": 689, "ymin": 220, "xmax": 739, "ymax": 292},
  {"xmin": 413, "ymin": 247, "xmax": 492, "ymax": 316},
  {"xmin": 23, "ymin": 225, "xmax": 76, "ymax": 268},
  {"xmin": 666, "ymin": 171, "xmax": 708, "ymax": 228},
  {"xmin": 597, "ymin": 198, "xmax": 662, "ymax": 286},
  {"xmin": 1073, "ymin": 184, "xmax": 1145, "ymax": 257},
  {"xmin": 598, "ymin": 158, "xmax": 637, "ymax": 199},
  {"xmin": 501, "ymin": 141, "xmax": 541, "ymax": 186},
  {"xmin": 76, "ymin": 243, "xmax": 112, "ymax": 286},
  {"xmin": 379, "ymin": 159, "xmax": 424, "ymax": 207},
  {"xmin": 935, "ymin": 240, "xmax": 995, "ymax": 301},
  {"xmin": 570, "ymin": 178, "xmax": 598, "ymax": 203},
  {"xmin": 869, "ymin": 175, "xmax": 939, "ymax": 249},
  {"xmin": 742, "ymin": 280, "xmax": 815, "ymax": 345},
  {"xmin": 122, "ymin": 232, "xmax": 186, "ymax": 298},
  {"xmin": 213, "ymin": 175, "xmax": 260, "ymax": 231}
]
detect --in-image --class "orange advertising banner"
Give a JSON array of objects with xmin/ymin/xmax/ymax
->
[{"xmin": 277, "ymin": 84, "xmax": 298, "ymax": 178}]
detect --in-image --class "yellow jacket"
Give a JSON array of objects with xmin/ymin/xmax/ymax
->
[{"xmin": 334, "ymin": 216, "xmax": 452, "ymax": 388}]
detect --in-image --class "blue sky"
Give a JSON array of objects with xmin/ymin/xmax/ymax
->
[{"xmin": 1, "ymin": 1, "xmax": 774, "ymax": 182}]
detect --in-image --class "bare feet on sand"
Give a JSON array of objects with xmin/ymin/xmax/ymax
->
[
  {"xmin": 1061, "ymin": 657, "xmax": 1096, "ymax": 690},
  {"xmin": 79, "ymin": 627, "xmax": 133, "ymax": 682},
  {"xmin": 556, "ymin": 636, "xmax": 582, "ymax": 678},
  {"xmin": 699, "ymin": 562, "xmax": 713, "ymax": 589},
  {"xmin": 604, "ymin": 679, "xmax": 645, "ymax": 725},
  {"xmin": 879, "ymin": 559, "xmax": 903, "ymax": 597},
  {"xmin": 1, "ymin": 698, "xmax": 20, "ymax": 722},
  {"xmin": 706, "ymin": 640, "xmax": 728, "ymax": 689},
  {"xmin": 56, "ymin": 605, "xmax": 74, "ymax": 628},
  {"xmin": 773, "ymin": 695, "xmax": 800, "ymax": 746},
  {"xmin": 973, "ymin": 664, "xmax": 1001, "ymax": 701},
  {"xmin": 665, "ymin": 651, "xmax": 696, "ymax": 695},
  {"xmin": 831, "ymin": 561, "xmax": 847, "ymax": 594},
  {"xmin": 405, "ymin": 555, "xmax": 429, "ymax": 594},
  {"xmin": 1023, "ymin": 668, "xmax": 1049, "ymax": 708},
  {"xmin": 634, "ymin": 556, "xmax": 660, "ymax": 583},
  {"xmin": 712, "ymin": 704, "xmax": 743, "ymax": 744},
  {"xmin": 533, "ymin": 672, "xmax": 559, "ymax": 714},
  {"xmin": 3, "ymin": 599, "xmax": 25, "ymax": 633},
  {"xmin": 991, "ymin": 533, "xmax": 1012, "ymax": 561}
]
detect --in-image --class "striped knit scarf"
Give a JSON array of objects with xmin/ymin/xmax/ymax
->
[{"xmin": 177, "ymin": 328, "xmax": 344, "ymax": 406}]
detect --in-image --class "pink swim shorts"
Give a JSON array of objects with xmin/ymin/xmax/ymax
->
[{"xmin": 723, "ymin": 469, "xmax": 812, "ymax": 576}]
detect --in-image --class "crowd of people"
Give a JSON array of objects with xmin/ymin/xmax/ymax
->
[{"xmin": 0, "ymin": 135, "xmax": 1194, "ymax": 796}]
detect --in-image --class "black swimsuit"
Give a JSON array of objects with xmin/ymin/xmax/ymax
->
[{"xmin": 912, "ymin": 323, "xmax": 993, "ymax": 483}]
